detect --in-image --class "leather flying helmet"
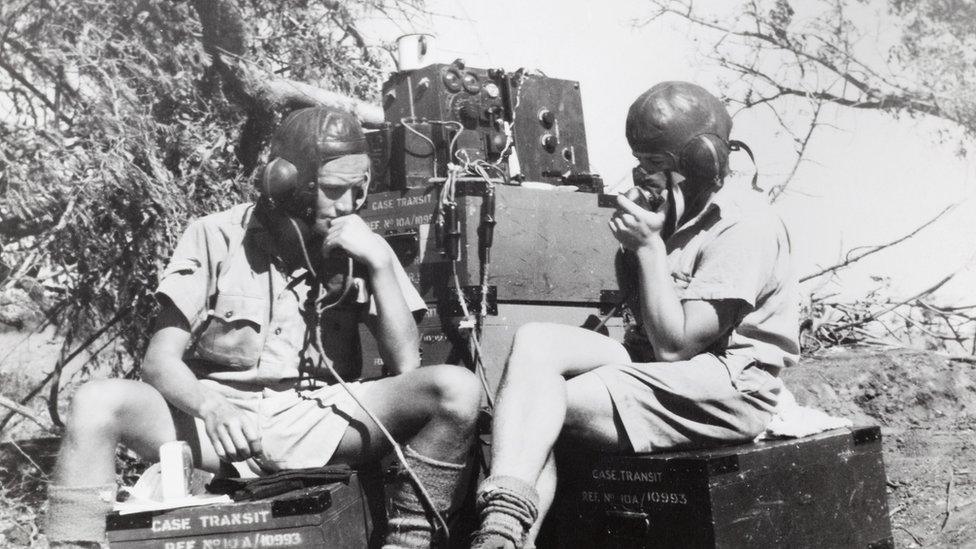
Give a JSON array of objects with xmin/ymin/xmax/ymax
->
[
  {"xmin": 625, "ymin": 81, "xmax": 733, "ymax": 185},
  {"xmin": 261, "ymin": 107, "xmax": 370, "ymax": 219}
]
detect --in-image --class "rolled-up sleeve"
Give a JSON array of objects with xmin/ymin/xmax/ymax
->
[
  {"xmin": 681, "ymin": 217, "xmax": 776, "ymax": 309},
  {"xmin": 156, "ymin": 220, "xmax": 213, "ymax": 326}
]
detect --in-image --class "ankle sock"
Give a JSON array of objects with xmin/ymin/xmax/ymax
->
[
  {"xmin": 382, "ymin": 445, "xmax": 466, "ymax": 549},
  {"xmin": 470, "ymin": 475, "xmax": 539, "ymax": 549},
  {"xmin": 45, "ymin": 483, "xmax": 116, "ymax": 546}
]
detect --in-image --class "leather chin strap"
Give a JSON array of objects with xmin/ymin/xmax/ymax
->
[
  {"xmin": 664, "ymin": 171, "xmax": 684, "ymax": 240},
  {"xmin": 729, "ymin": 139, "xmax": 761, "ymax": 191}
]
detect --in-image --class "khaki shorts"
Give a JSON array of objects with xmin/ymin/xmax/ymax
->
[
  {"xmin": 173, "ymin": 379, "xmax": 372, "ymax": 477},
  {"xmin": 592, "ymin": 353, "xmax": 782, "ymax": 453}
]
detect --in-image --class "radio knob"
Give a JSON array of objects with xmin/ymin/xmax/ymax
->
[
  {"xmin": 541, "ymin": 133, "xmax": 558, "ymax": 153},
  {"xmin": 484, "ymin": 82, "xmax": 501, "ymax": 98},
  {"xmin": 443, "ymin": 69, "xmax": 463, "ymax": 93},
  {"xmin": 539, "ymin": 109, "xmax": 555, "ymax": 128}
]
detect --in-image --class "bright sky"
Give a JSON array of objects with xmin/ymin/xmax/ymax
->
[{"xmin": 365, "ymin": 0, "xmax": 976, "ymax": 304}]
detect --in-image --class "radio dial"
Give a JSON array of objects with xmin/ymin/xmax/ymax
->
[
  {"xmin": 539, "ymin": 109, "xmax": 555, "ymax": 128},
  {"xmin": 462, "ymin": 72, "xmax": 482, "ymax": 94},
  {"xmin": 541, "ymin": 134, "xmax": 558, "ymax": 153},
  {"xmin": 443, "ymin": 69, "xmax": 463, "ymax": 93}
]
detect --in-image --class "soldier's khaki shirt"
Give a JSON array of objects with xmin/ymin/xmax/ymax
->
[
  {"xmin": 625, "ymin": 186, "xmax": 801, "ymax": 374},
  {"xmin": 156, "ymin": 204, "xmax": 425, "ymax": 386}
]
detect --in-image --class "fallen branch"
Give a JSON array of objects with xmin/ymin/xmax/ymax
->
[
  {"xmin": 190, "ymin": 0, "xmax": 384, "ymax": 126},
  {"xmin": 0, "ymin": 394, "xmax": 50, "ymax": 431},
  {"xmin": 894, "ymin": 524, "xmax": 923, "ymax": 546},
  {"xmin": 0, "ymin": 372, "xmax": 55, "ymax": 433},
  {"xmin": 829, "ymin": 272, "xmax": 958, "ymax": 333},
  {"xmin": 942, "ymin": 470, "xmax": 954, "ymax": 531}
]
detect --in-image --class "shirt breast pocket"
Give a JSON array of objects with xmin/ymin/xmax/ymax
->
[{"xmin": 195, "ymin": 294, "xmax": 267, "ymax": 369}]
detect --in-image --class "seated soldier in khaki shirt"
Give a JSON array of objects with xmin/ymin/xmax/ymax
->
[
  {"xmin": 471, "ymin": 82, "xmax": 800, "ymax": 549},
  {"xmin": 46, "ymin": 108, "xmax": 481, "ymax": 549}
]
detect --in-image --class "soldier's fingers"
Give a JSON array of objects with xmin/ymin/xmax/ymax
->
[
  {"xmin": 615, "ymin": 194, "xmax": 646, "ymax": 217},
  {"xmin": 617, "ymin": 212, "xmax": 639, "ymax": 228},
  {"xmin": 227, "ymin": 424, "xmax": 252, "ymax": 460},
  {"xmin": 216, "ymin": 425, "xmax": 240, "ymax": 462},
  {"xmin": 241, "ymin": 421, "xmax": 263, "ymax": 457},
  {"xmin": 205, "ymin": 424, "xmax": 227, "ymax": 461}
]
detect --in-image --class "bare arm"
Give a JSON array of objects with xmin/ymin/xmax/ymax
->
[
  {"xmin": 610, "ymin": 194, "xmax": 741, "ymax": 362},
  {"xmin": 629, "ymin": 242, "xmax": 741, "ymax": 361},
  {"xmin": 363, "ymin": 252, "xmax": 422, "ymax": 374},
  {"xmin": 141, "ymin": 301, "xmax": 263, "ymax": 462},
  {"xmin": 324, "ymin": 215, "xmax": 421, "ymax": 375}
]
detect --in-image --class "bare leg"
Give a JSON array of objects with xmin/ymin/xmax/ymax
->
[
  {"xmin": 471, "ymin": 325, "xmax": 631, "ymax": 548},
  {"xmin": 489, "ymin": 323, "xmax": 631, "ymax": 484},
  {"xmin": 524, "ymin": 371, "xmax": 631, "ymax": 547},
  {"xmin": 49, "ymin": 379, "xmax": 218, "ymax": 546},
  {"xmin": 329, "ymin": 364, "xmax": 482, "ymax": 464},
  {"xmin": 52, "ymin": 378, "xmax": 214, "ymax": 487},
  {"xmin": 524, "ymin": 453, "xmax": 556, "ymax": 547},
  {"xmin": 328, "ymin": 365, "xmax": 482, "ymax": 549}
]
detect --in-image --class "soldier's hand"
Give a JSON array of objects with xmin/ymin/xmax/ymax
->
[
  {"xmin": 609, "ymin": 193, "xmax": 666, "ymax": 251},
  {"xmin": 323, "ymin": 214, "xmax": 391, "ymax": 270},
  {"xmin": 199, "ymin": 394, "xmax": 263, "ymax": 463}
]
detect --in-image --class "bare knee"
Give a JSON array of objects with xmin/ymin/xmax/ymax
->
[
  {"xmin": 423, "ymin": 365, "xmax": 482, "ymax": 428},
  {"xmin": 507, "ymin": 322, "xmax": 563, "ymax": 373},
  {"xmin": 65, "ymin": 379, "xmax": 139, "ymax": 439}
]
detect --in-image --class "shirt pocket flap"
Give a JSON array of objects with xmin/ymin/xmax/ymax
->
[
  {"xmin": 210, "ymin": 294, "xmax": 265, "ymax": 326},
  {"xmin": 162, "ymin": 258, "xmax": 202, "ymax": 278}
]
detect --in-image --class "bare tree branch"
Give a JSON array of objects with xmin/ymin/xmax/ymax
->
[
  {"xmin": 644, "ymin": 0, "xmax": 976, "ymax": 200},
  {"xmin": 800, "ymin": 204, "xmax": 956, "ymax": 282},
  {"xmin": 0, "ymin": 56, "xmax": 72, "ymax": 125},
  {"xmin": 769, "ymin": 100, "xmax": 823, "ymax": 201}
]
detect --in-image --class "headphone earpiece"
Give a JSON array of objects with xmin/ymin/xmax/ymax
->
[
  {"xmin": 679, "ymin": 133, "xmax": 729, "ymax": 187},
  {"xmin": 262, "ymin": 157, "xmax": 300, "ymax": 207}
]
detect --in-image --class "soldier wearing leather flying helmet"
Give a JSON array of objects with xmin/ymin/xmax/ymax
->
[
  {"xmin": 46, "ymin": 107, "xmax": 482, "ymax": 549},
  {"xmin": 470, "ymin": 83, "xmax": 800, "ymax": 549}
]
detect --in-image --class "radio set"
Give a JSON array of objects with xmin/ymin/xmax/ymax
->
[
  {"xmin": 350, "ymin": 61, "xmax": 625, "ymax": 386},
  {"xmin": 366, "ymin": 59, "xmax": 601, "ymax": 192}
]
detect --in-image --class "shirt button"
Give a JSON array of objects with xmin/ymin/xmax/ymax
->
[
  {"xmin": 274, "ymin": 327, "xmax": 282, "ymax": 335},
  {"xmin": 224, "ymin": 311, "xmax": 233, "ymax": 318}
]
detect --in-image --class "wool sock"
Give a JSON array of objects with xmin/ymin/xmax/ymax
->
[
  {"xmin": 470, "ymin": 475, "xmax": 539, "ymax": 549},
  {"xmin": 382, "ymin": 445, "xmax": 466, "ymax": 549},
  {"xmin": 45, "ymin": 483, "xmax": 116, "ymax": 547}
]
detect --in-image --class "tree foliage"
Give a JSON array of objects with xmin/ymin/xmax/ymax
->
[
  {"xmin": 646, "ymin": 0, "xmax": 976, "ymax": 198},
  {"xmin": 0, "ymin": 0, "xmax": 418, "ymax": 391},
  {"xmin": 645, "ymin": 0, "xmax": 976, "ymax": 355}
]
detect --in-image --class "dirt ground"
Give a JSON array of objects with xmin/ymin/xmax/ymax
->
[
  {"xmin": 781, "ymin": 347, "xmax": 976, "ymax": 548},
  {"xmin": 2, "ymin": 345, "xmax": 976, "ymax": 547}
]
